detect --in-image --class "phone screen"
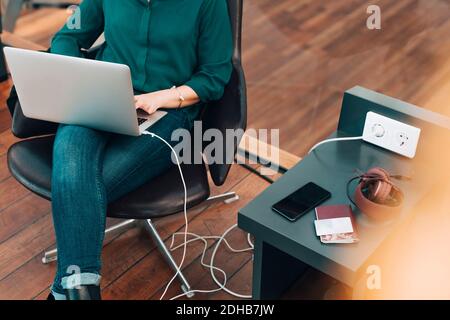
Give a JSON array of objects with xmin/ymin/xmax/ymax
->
[{"xmin": 272, "ymin": 182, "xmax": 331, "ymax": 221}]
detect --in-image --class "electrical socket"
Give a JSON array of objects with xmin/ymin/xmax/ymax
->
[{"xmin": 362, "ymin": 112, "xmax": 421, "ymax": 158}]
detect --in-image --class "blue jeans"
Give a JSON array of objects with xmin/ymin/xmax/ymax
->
[{"xmin": 50, "ymin": 110, "xmax": 191, "ymax": 294}]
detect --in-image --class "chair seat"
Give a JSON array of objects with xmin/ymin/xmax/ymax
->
[{"xmin": 7, "ymin": 136, "xmax": 211, "ymax": 219}]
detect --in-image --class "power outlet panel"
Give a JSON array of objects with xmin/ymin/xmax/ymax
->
[{"xmin": 362, "ymin": 112, "xmax": 421, "ymax": 158}]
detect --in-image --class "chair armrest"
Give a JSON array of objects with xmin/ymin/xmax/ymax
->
[
  {"xmin": 82, "ymin": 33, "xmax": 105, "ymax": 59},
  {"xmin": 7, "ymin": 72, "xmax": 58, "ymax": 139}
]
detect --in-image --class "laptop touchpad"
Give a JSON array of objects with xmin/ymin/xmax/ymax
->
[{"xmin": 137, "ymin": 109, "xmax": 151, "ymax": 119}]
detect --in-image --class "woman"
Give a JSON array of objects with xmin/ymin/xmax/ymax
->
[{"xmin": 48, "ymin": 0, "xmax": 232, "ymax": 300}]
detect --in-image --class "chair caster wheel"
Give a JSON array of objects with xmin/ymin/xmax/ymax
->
[
  {"xmin": 224, "ymin": 194, "xmax": 239, "ymax": 204},
  {"xmin": 42, "ymin": 253, "xmax": 57, "ymax": 264},
  {"xmin": 42, "ymin": 256, "xmax": 57, "ymax": 264},
  {"xmin": 181, "ymin": 285, "xmax": 195, "ymax": 298}
]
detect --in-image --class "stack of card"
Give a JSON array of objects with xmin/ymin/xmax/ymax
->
[{"xmin": 314, "ymin": 205, "xmax": 359, "ymax": 244}]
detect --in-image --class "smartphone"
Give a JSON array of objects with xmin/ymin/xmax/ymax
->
[{"xmin": 272, "ymin": 182, "xmax": 331, "ymax": 222}]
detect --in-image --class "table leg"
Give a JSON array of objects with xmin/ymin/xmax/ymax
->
[{"xmin": 252, "ymin": 239, "xmax": 309, "ymax": 299}]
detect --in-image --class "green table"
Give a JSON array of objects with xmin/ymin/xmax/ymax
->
[{"xmin": 238, "ymin": 86, "xmax": 450, "ymax": 299}]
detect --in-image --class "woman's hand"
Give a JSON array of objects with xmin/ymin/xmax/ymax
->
[
  {"xmin": 135, "ymin": 86, "xmax": 200, "ymax": 114},
  {"xmin": 134, "ymin": 89, "xmax": 175, "ymax": 114}
]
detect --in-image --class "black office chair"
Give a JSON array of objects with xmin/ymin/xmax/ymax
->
[{"xmin": 6, "ymin": 0, "xmax": 246, "ymax": 297}]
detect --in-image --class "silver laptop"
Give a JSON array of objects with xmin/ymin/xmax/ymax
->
[{"xmin": 3, "ymin": 47, "xmax": 166, "ymax": 136}]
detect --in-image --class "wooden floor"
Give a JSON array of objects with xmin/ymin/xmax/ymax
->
[{"xmin": 1, "ymin": 0, "xmax": 450, "ymax": 300}]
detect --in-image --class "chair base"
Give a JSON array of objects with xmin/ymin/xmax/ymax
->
[
  {"xmin": 206, "ymin": 191, "xmax": 240, "ymax": 205},
  {"xmin": 142, "ymin": 219, "xmax": 194, "ymax": 298},
  {"xmin": 41, "ymin": 191, "xmax": 239, "ymax": 299}
]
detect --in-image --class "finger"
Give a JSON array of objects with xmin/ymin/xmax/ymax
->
[
  {"xmin": 135, "ymin": 103, "xmax": 146, "ymax": 111},
  {"xmin": 141, "ymin": 106, "xmax": 154, "ymax": 114}
]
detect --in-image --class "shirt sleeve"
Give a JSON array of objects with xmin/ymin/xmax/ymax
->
[
  {"xmin": 185, "ymin": 0, "xmax": 233, "ymax": 103},
  {"xmin": 51, "ymin": 0, "xmax": 104, "ymax": 57}
]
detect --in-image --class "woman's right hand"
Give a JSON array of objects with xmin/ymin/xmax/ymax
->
[{"xmin": 134, "ymin": 92, "xmax": 163, "ymax": 114}]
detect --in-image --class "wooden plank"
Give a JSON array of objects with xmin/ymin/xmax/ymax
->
[
  {"xmin": 0, "ymin": 214, "xmax": 54, "ymax": 281},
  {"xmin": 1, "ymin": 31, "xmax": 46, "ymax": 51},
  {"xmin": 0, "ymin": 80, "xmax": 13, "ymax": 106},
  {"xmin": 0, "ymin": 193, "xmax": 50, "ymax": 243},
  {"xmin": 0, "ymin": 107, "xmax": 12, "ymax": 133},
  {"xmin": 0, "ymin": 154, "xmax": 10, "ymax": 182},
  {"xmin": 0, "ymin": 177, "xmax": 31, "ymax": 213},
  {"xmin": 0, "ymin": 254, "xmax": 55, "ymax": 300},
  {"xmin": 238, "ymin": 131, "xmax": 301, "ymax": 172},
  {"xmin": 0, "ymin": 130, "xmax": 20, "ymax": 156},
  {"xmin": 8, "ymin": 7, "xmax": 72, "ymax": 48}
]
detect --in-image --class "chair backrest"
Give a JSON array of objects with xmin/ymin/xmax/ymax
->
[{"xmin": 201, "ymin": 0, "xmax": 247, "ymax": 186}]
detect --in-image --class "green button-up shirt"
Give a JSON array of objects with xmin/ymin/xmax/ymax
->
[{"xmin": 51, "ymin": 0, "xmax": 233, "ymax": 121}]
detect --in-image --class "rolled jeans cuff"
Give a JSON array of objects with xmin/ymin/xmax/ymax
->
[{"xmin": 61, "ymin": 272, "xmax": 101, "ymax": 290}]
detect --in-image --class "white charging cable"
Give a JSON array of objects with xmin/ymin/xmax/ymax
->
[
  {"xmin": 308, "ymin": 136, "xmax": 363, "ymax": 154},
  {"xmin": 143, "ymin": 130, "xmax": 254, "ymax": 300},
  {"xmin": 167, "ymin": 227, "xmax": 253, "ymax": 300},
  {"xmin": 142, "ymin": 131, "xmax": 189, "ymax": 300},
  {"xmin": 209, "ymin": 224, "xmax": 253, "ymax": 299},
  {"xmin": 168, "ymin": 224, "xmax": 254, "ymax": 300}
]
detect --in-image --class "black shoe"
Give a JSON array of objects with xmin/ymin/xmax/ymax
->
[{"xmin": 65, "ymin": 285, "xmax": 101, "ymax": 300}]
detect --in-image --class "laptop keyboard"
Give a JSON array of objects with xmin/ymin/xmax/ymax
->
[{"xmin": 138, "ymin": 118, "xmax": 147, "ymax": 126}]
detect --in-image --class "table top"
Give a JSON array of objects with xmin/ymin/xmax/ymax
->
[{"xmin": 238, "ymin": 131, "xmax": 434, "ymax": 286}]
